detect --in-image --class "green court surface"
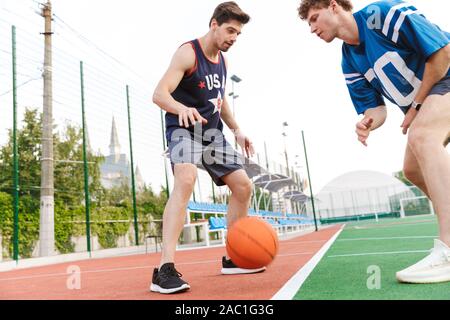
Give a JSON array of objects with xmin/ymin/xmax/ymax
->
[{"xmin": 294, "ymin": 215, "xmax": 450, "ymax": 300}]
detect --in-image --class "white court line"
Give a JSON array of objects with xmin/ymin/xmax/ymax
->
[
  {"xmin": 338, "ymin": 236, "xmax": 436, "ymax": 242},
  {"xmin": 271, "ymin": 225, "xmax": 345, "ymax": 300},
  {"xmin": 277, "ymin": 252, "xmax": 315, "ymax": 258},
  {"xmin": 281, "ymin": 240, "xmax": 327, "ymax": 245},
  {"xmin": 328, "ymin": 250, "xmax": 429, "ymax": 258},
  {"xmin": 0, "ymin": 265, "xmax": 153, "ymax": 282},
  {"xmin": 0, "ymin": 251, "xmax": 315, "ymax": 283},
  {"xmin": 0, "ymin": 258, "xmax": 223, "ymax": 282},
  {"xmin": 350, "ymin": 220, "xmax": 435, "ymax": 230}
]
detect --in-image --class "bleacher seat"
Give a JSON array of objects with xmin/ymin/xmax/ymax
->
[
  {"xmin": 209, "ymin": 217, "xmax": 225, "ymax": 230},
  {"xmin": 188, "ymin": 202, "xmax": 315, "ymax": 241},
  {"xmin": 218, "ymin": 217, "xmax": 226, "ymax": 228},
  {"xmin": 265, "ymin": 218, "xmax": 278, "ymax": 226}
]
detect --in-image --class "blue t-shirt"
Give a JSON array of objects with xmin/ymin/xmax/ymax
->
[
  {"xmin": 342, "ymin": 0, "xmax": 450, "ymax": 114},
  {"xmin": 165, "ymin": 39, "xmax": 227, "ymax": 143}
]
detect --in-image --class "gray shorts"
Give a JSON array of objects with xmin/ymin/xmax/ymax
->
[
  {"xmin": 429, "ymin": 76, "xmax": 450, "ymax": 96},
  {"xmin": 400, "ymin": 76, "xmax": 450, "ymax": 114},
  {"xmin": 168, "ymin": 129, "xmax": 244, "ymax": 186},
  {"xmin": 429, "ymin": 76, "xmax": 450, "ymax": 146}
]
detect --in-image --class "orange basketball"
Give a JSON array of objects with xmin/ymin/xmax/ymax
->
[{"xmin": 226, "ymin": 217, "xmax": 279, "ymax": 269}]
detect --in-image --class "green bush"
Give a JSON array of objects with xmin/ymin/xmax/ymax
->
[
  {"xmin": 0, "ymin": 192, "xmax": 13, "ymax": 259},
  {"xmin": 0, "ymin": 106, "xmax": 170, "ymax": 256},
  {"xmin": 0, "ymin": 193, "xmax": 39, "ymax": 259},
  {"xmin": 91, "ymin": 206, "xmax": 130, "ymax": 249},
  {"xmin": 54, "ymin": 202, "xmax": 86, "ymax": 254}
]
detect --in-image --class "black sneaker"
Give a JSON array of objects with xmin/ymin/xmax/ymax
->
[
  {"xmin": 150, "ymin": 263, "xmax": 190, "ymax": 294},
  {"xmin": 221, "ymin": 257, "xmax": 266, "ymax": 275}
]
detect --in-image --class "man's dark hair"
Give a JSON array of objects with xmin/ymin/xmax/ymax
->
[
  {"xmin": 298, "ymin": 0, "xmax": 353, "ymax": 20},
  {"xmin": 210, "ymin": 2, "xmax": 250, "ymax": 27}
]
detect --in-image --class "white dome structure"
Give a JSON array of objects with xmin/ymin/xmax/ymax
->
[{"xmin": 315, "ymin": 170, "xmax": 419, "ymax": 219}]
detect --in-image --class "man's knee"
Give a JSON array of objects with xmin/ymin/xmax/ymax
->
[
  {"xmin": 407, "ymin": 126, "xmax": 437, "ymax": 156},
  {"xmin": 174, "ymin": 167, "xmax": 197, "ymax": 191},
  {"xmin": 408, "ymin": 98, "xmax": 450, "ymax": 152},
  {"xmin": 230, "ymin": 177, "xmax": 252, "ymax": 200}
]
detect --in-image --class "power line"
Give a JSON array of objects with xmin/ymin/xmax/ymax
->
[
  {"xmin": 0, "ymin": 77, "xmax": 42, "ymax": 97},
  {"xmin": 0, "ymin": 7, "xmax": 42, "ymax": 30},
  {"xmin": 52, "ymin": 14, "xmax": 149, "ymax": 83}
]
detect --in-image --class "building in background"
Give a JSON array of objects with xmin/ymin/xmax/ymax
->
[{"xmin": 100, "ymin": 117, "xmax": 145, "ymax": 191}]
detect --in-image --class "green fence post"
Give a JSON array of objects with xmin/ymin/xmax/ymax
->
[
  {"xmin": 80, "ymin": 61, "xmax": 91, "ymax": 255},
  {"xmin": 126, "ymin": 85, "xmax": 139, "ymax": 246},
  {"xmin": 12, "ymin": 26, "xmax": 20, "ymax": 262},
  {"xmin": 302, "ymin": 130, "xmax": 318, "ymax": 232},
  {"xmin": 160, "ymin": 109, "xmax": 170, "ymax": 199}
]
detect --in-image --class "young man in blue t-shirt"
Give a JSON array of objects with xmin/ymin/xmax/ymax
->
[{"xmin": 298, "ymin": 0, "xmax": 450, "ymax": 283}]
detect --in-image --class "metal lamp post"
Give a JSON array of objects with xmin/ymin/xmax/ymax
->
[{"xmin": 229, "ymin": 75, "xmax": 242, "ymax": 149}]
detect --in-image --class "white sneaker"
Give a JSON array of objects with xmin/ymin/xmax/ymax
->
[{"xmin": 396, "ymin": 239, "xmax": 450, "ymax": 284}]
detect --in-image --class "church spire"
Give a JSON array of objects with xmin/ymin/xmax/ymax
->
[
  {"xmin": 109, "ymin": 116, "xmax": 121, "ymax": 156},
  {"xmin": 85, "ymin": 121, "xmax": 92, "ymax": 155},
  {"xmin": 135, "ymin": 165, "xmax": 145, "ymax": 192}
]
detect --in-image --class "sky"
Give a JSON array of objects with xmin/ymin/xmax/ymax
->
[{"xmin": 0, "ymin": 0, "xmax": 449, "ymax": 198}]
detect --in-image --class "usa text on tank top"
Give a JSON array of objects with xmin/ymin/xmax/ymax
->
[{"xmin": 166, "ymin": 39, "xmax": 227, "ymax": 142}]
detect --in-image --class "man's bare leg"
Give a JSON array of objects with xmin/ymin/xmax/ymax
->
[
  {"xmin": 408, "ymin": 93, "xmax": 450, "ymax": 245},
  {"xmin": 403, "ymin": 145, "xmax": 430, "ymax": 198},
  {"xmin": 160, "ymin": 163, "xmax": 198, "ymax": 267},
  {"xmin": 220, "ymin": 169, "xmax": 266, "ymax": 274},
  {"xmin": 221, "ymin": 169, "xmax": 253, "ymax": 228}
]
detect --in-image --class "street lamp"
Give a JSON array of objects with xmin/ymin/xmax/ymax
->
[
  {"xmin": 231, "ymin": 74, "xmax": 242, "ymax": 83},
  {"xmin": 282, "ymin": 122, "xmax": 289, "ymax": 176},
  {"xmin": 229, "ymin": 74, "xmax": 242, "ymax": 118},
  {"xmin": 294, "ymin": 155, "xmax": 305, "ymax": 192},
  {"xmin": 229, "ymin": 74, "xmax": 242, "ymax": 149},
  {"xmin": 282, "ymin": 122, "xmax": 294, "ymax": 213}
]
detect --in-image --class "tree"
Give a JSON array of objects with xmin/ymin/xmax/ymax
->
[
  {"xmin": 54, "ymin": 121, "xmax": 104, "ymax": 208},
  {"xmin": 137, "ymin": 185, "xmax": 167, "ymax": 219},
  {"xmin": 0, "ymin": 108, "xmax": 169, "ymax": 256},
  {"xmin": 135, "ymin": 185, "xmax": 167, "ymax": 240},
  {"xmin": 0, "ymin": 109, "xmax": 106, "ymax": 257},
  {"xmin": 0, "ymin": 108, "xmax": 42, "ymax": 258},
  {"xmin": 394, "ymin": 170, "xmax": 414, "ymax": 187},
  {"xmin": 53, "ymin": 121, "xmax": 105, "ymax": 253},
  {"xmin": 0, "ymin": 108, "xmax": 42, "ymax": 197},
  {"xmin": 394, "ymin": 170, "xmax": 424, "ymax": 197}
]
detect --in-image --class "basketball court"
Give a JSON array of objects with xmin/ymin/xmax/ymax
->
[{"xmin": 0, "ymin": 226, "xmax": 340, "ymax": 300}]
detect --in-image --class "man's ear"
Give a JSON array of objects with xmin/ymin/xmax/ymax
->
[{"xmin": 210, "ymin": 18, "xmax": 218, "ymax": 30}]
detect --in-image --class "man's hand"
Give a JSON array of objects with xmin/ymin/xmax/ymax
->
[
  {"xmin": 178, "ymin": 107, "xmax": 208, "ymax": 128},
  {"xmin": 234, "ymin": 129, "xmax": 255, "ymax": 158},
  {"xmin": 356, "ymin": 118, "xmax": 374, "ymax": 147},
  {"xmin": 400, "ymin": 107, "xmax": 418, "ymax": 135}
]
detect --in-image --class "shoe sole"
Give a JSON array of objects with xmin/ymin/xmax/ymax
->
[
  {"xmin": 396, "ymin": 267, "xmax": 450, "ymax": 284},
  {"xmin": 150, "ymin": 283, "xmax": 190, "ymax": 294},
  {"xmin": 396, "ymin": 274, "xmax": 450, "ymax": 284},
  {"xmin": 221, "ymin": 267, "xmax": 266, "ymax": 275}
]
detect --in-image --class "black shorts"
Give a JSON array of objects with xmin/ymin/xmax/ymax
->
[
  {"xmin": 428, "ymin": 76, "xmax": 450, "ymax": 146},
  {"xmin": 167, "ymin": 129, "xmax": 245, "ymax": 187},
  {"xmin": 429, "ymin": 76, "xmax": 450, "ymax": 96},
  {"xmin": 400, "ymin": 76, "xmax": 450, "ymax": 114}
]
